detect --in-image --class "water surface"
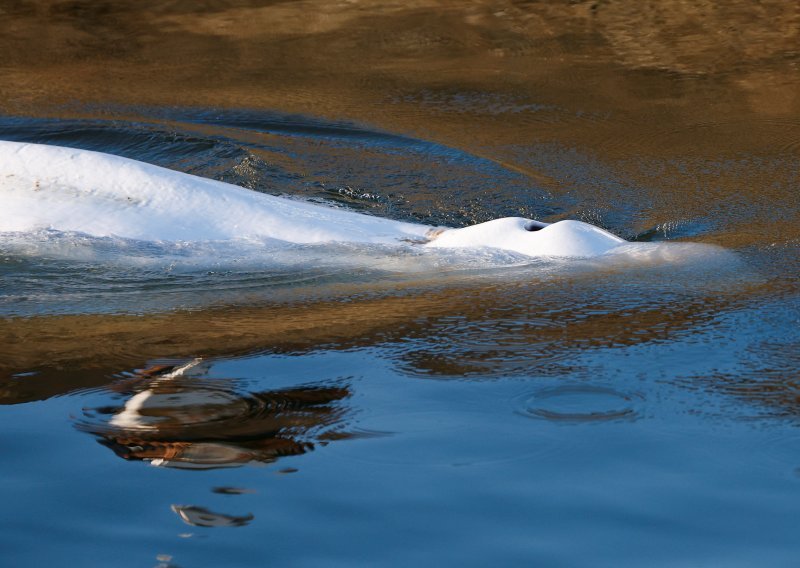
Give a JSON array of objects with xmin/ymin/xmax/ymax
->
[{"xmin": 1, "ymin": 1, "xmax": 800, "ymax": 566}]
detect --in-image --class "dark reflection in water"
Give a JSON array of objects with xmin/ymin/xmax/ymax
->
[
  {"xmin": 76, "ymin": 359, "xmax": 354, "ymax": 469},
  {"xmin": 683, "ymin": 332, "xmax": 800, "ymax": 421},
  {"xmin": 211, "ymin": 486, "xmax": 256, "ymax": 495},
  {"xmin": 171, "ymin": 505, "xmax": 253, "ymax": 528}
]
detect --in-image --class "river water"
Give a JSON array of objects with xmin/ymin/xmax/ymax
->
[{"xmin": 1, "ymin": 1, "xmax": 799, "ymax": 566}]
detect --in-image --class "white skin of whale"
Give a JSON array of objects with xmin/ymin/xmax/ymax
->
[{"xmin": 0, "ymin": 140, "xmax": 626, "ymax": 258}]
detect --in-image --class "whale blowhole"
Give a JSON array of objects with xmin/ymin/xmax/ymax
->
[{"xmin": 523, "ymin": 220, "xmax": 549, "ymax": 232}]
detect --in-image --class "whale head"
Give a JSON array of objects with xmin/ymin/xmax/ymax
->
[{"xmin": 426, "ymin": 217, "xmax": 626, "ymax": 258}]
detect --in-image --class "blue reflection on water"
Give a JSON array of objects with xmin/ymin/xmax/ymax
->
[{"xmin": 4, "ymin": 315, "xmax": 800, "ymax": 567}]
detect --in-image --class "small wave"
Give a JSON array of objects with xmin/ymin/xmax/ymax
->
[{"xmin": 514, "ymin": 385, "xmax": 644, "ymax": 424}]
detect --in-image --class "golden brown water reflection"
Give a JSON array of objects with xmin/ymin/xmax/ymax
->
[
  {"xmin": 2, "ymin": 1, "xmax": 798, "ymax": 154},
  {"xmin": 0, "ymin": 274, "xmax": 775, "ymax": 403}
]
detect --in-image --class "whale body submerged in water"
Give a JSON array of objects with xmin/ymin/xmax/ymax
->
[{"xmin": 0, "ymin": 140, "xmax": 625, "ymax": 258}]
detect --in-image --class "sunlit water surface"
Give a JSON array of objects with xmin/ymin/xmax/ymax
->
[{"xmin": 2, "ymin": 3, "xmax": 800, "ymax": 565}]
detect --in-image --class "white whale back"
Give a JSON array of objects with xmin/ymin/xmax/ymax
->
[
  {"xmin": 427, "ymin": 217, "xmax": 625, "ymax": 258},
  {"xmin": 0, "ymin": 140, "xmax": 627, "ymax": 258},
  {"xmin": 0, "ymin": 140, "xmax": 430, "ymax": 244}
]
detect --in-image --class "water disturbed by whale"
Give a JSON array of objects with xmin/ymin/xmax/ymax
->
[{"xmin": 0, "ymin": 140, "xmax": 724, "ymax": 271}]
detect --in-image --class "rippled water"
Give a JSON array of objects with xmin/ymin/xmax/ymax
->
[{"xmin": 2, "ymin": 1, "xmax": 800, "ymax": 566}]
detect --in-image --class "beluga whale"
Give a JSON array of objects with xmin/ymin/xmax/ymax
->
[{"xmin": 0, "ymin": 140, "xmax": 626, "ymax": 258}]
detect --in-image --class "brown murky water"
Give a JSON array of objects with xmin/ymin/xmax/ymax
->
[{"xmin": 1, "ymin": 2, "xmax": 800, "ymax": 566}]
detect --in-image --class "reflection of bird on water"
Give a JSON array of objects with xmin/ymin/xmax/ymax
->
[{"xmin": 77, "ymin": 358, "xmax": 354, "ymax": 469}]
